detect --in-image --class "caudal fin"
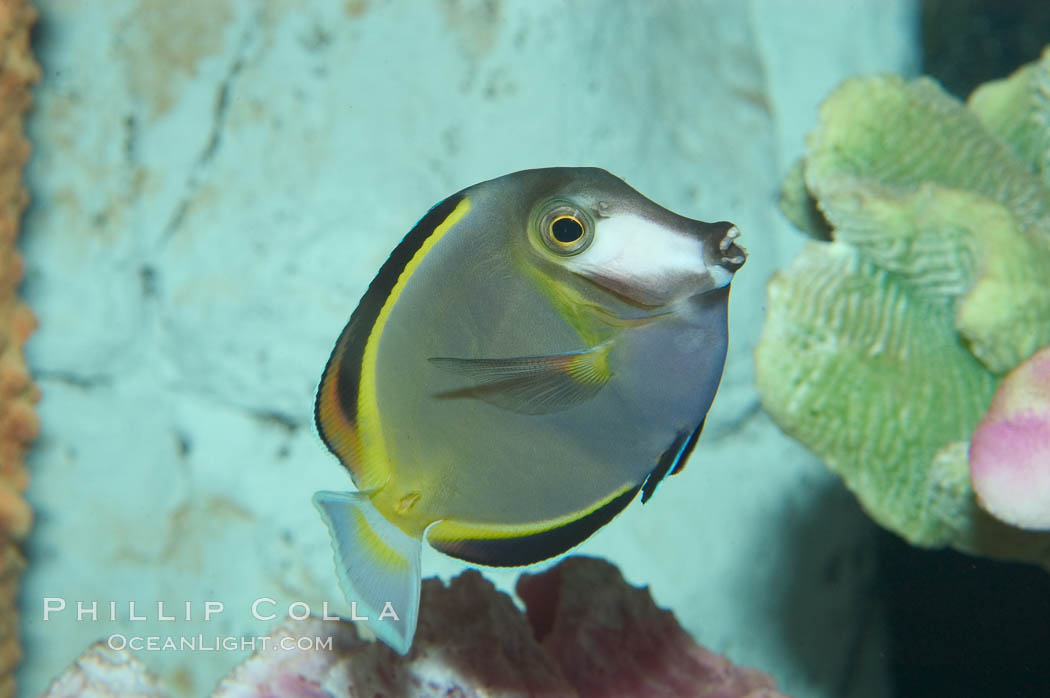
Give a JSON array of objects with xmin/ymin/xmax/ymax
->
[{"xmin": 313, "ymin": 490, "xmax": 422, "ymax": 654}]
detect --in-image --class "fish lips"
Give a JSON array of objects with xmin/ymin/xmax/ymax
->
[{"xmin": 701, "ymin": 220, "xmax": 747, "ymax": 274}]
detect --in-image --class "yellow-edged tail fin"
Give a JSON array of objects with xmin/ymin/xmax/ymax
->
[{"xmin": 313, "ymin": 490, "xmax": 421, "ymax": 654}]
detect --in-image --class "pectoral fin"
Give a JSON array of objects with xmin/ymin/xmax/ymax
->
[{"xmin": 429, "ymin": 343, "xmax": 613, "ymax": 415}]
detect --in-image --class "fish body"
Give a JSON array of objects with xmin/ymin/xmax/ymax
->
[{"xmin": 313, "ymin": 167, "xmax": 745, "ymax": 653}]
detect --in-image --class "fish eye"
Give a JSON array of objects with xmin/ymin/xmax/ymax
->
[
  {"xmin": 540, "ymin": 206, "xmax": 593, "ymax": 255},
  {"xmin": 551, "ymin": 216, "xmax": 584, "ymax": 243}
]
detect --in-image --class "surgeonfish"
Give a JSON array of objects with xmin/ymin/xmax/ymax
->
[{"xmin": 313, "ymin": 167, "xmax": 746, "ymax": 654}]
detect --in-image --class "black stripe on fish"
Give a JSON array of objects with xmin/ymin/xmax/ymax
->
[
  {"xmin": 640, "ymin": 418, "xmax": 705, "ymax": 504},
  {"xmin": 427, "ymin": 484, "xmax": 641, "ymax": 567},
  {"xmin": 314, "ymin": 192, "xmax": 467, "ymax": 469}
]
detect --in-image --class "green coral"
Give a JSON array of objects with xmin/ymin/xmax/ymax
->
[{"xmin": 760, "ymin": 49, "xmax": 1050, "ymax": 565}]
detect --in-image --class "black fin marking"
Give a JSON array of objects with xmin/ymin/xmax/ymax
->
[
  {"xmin": 641, "ymin": 431, "xmax": 690, "ymax": 504},
  {"xmin": 640, "ymin": 418, "xmax": 707, "ymax": 504},
  {"xmin": 427, "ymin": 485, "xmax": 641, "ymax": 567},
  {"xmin": 671, "ymin": 417, "xmax": 705, "ymax": 476}
]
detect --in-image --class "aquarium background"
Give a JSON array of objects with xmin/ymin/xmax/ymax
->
[{"xmin": 11, "ymin": 0, "xmax": 1043, "ymax": 696}]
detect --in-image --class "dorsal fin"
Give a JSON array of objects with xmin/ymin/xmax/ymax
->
[{"xmin": 314, "ymin": 192, "xmax": 467, "ymax": 480}]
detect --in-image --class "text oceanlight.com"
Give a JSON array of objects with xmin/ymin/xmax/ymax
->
[{"xmin": 107, "ymin": 634, "xmax": 334, "ymax": 653}]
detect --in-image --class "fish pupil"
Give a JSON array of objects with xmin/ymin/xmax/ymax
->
[{"xmin": 551, "ymin": 216, "xmax": 584, "ymax": 244}]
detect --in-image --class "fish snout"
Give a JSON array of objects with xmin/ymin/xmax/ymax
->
[{"xmin": 702, "ymin": 221, "xmax": 747, "ymax": 273}]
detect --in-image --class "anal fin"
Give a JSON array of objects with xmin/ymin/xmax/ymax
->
[
  {"xmin": 313, "ymin": 490, "xmax": 422, "ymax": 655},
  {"xmin": 426, "ymin": 483, "xmax": 640, "ymax": 567}
]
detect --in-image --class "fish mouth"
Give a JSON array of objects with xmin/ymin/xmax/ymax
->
[
  {"xmin": 706, "ymin": 221, "xmax": 747, "ymax": 273},
  {"xmin": 575, "ymin": 272, "xmax": 672, "ymax": 317}
]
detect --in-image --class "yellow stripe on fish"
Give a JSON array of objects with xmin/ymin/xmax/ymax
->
[
  {"xmin": 313, "ymin": 193, "xmax": 471, "ymax": 489},
  {"xmin": 356, "ymin": 197, "xmax": 471, "ymax": 492}
]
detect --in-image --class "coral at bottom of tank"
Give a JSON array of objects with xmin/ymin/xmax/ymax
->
[{"xmin": 36, "ymin": 556, "xmax": 785, "ymax": 698}]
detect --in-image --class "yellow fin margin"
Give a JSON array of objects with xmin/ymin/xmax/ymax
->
[{"xmin": 355, "ymin": 198, "xmax": 472, "ymax": 489}]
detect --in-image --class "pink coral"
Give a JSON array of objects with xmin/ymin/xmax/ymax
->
[
  {"xmin": 42, "ymin": 558, "xmax": 788, "ymax": 697},
  {"xmin": 970, "ymin": 344, "xmax": 1050, "ymax": 530},
  {"xmin": 36, "ymin": 643, "xmax": 172, "ymax": 698},
  {"xmin": 213, "ymin": 569, "xmax": 575, "ymax": 698},
  {"xmin": 207, "ymin": 557, "xmax": 785, "ymax": 697},
  {"xmin": 517, "ymin": 557, "xmax": 785, "ymax": 698},
  {"xmin": 211, "ymin": 619, "xmax": 360, "ymax": 698}
]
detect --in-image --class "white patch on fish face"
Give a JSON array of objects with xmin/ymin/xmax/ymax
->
[{"xmin": 561, "ymin": 213, "xmax": 730, "ymax": 307}]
